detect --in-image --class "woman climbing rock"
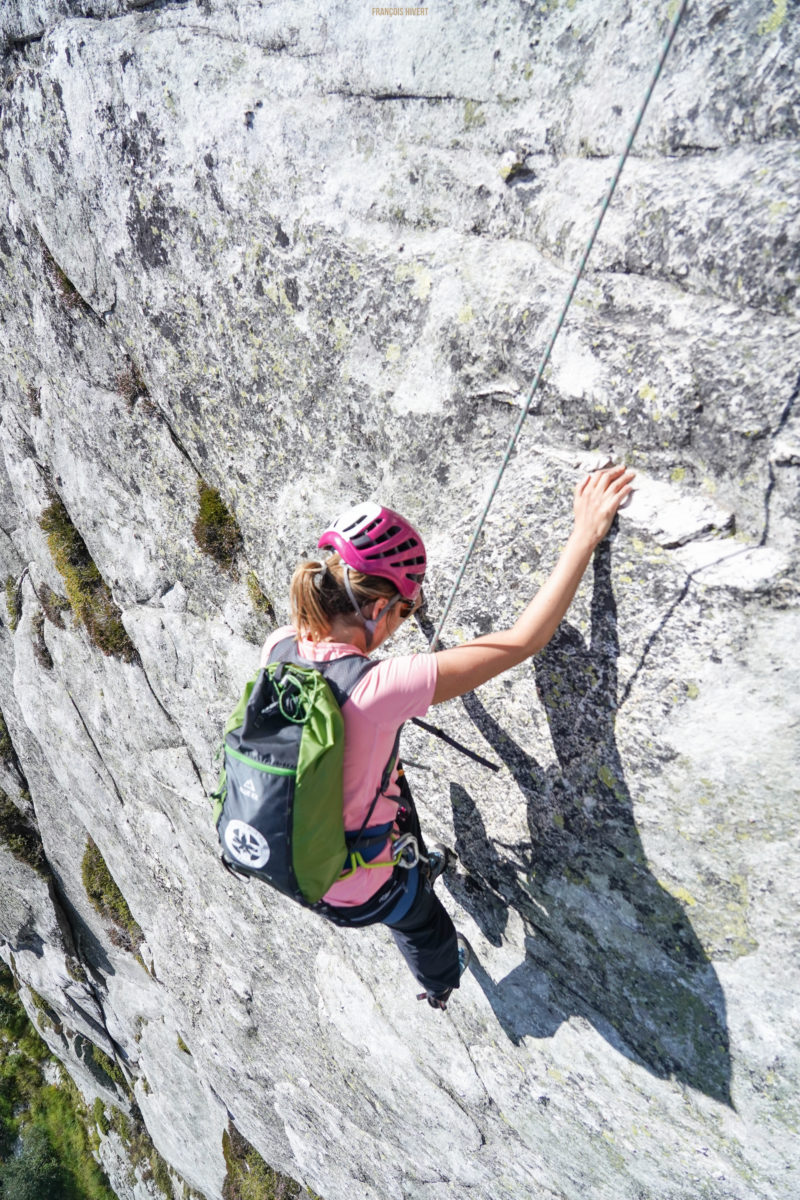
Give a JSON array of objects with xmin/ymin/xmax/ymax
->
[{"xmin": 254, "ymin": 465, "xmax": 634, "ymax": 1011}]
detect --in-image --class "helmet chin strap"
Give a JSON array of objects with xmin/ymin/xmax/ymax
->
[{"xmin": 343, "ymin": 567, "xmax": 382, "ymax": 650}]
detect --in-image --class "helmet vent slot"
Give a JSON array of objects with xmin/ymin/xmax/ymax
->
[{"xmin": 317, "ymin": 503, "xmax": 427, "ymax": 599}]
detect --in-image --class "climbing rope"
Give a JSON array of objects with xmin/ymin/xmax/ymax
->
[{"xmin": 427, "ymin": 0, "xmax": 690, "ymax": 652}]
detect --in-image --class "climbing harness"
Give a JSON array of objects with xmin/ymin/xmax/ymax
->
[
  {"xmin": 338, "ymin": 829, "xmax": 421, "ymax": 878},
  {"xmin": 428, "ymin": 0, "xmax": 691, "ymax": 652}
]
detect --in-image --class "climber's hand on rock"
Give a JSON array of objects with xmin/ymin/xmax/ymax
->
[{"xmin": 573, "ymin": 465, "xmax": 635, "ymax": 548}]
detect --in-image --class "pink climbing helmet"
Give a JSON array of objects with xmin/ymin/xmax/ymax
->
[{"xmin": 317, "ymin": 502, "xmax": 427, "ymax": 600}]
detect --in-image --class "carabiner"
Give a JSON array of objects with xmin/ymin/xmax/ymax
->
[{"xmin": 392, "ymin": 833, "xmax": 420, "ymax": 869}]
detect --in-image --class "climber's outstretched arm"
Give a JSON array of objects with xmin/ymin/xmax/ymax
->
[{"xmin": 431, "ymin": 466, "xmax": 634, "ymax": 705}]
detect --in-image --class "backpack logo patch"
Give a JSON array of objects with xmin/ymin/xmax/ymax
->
[
  {"xmin": 240, "ymin": 778, "xmax": 258, "ymax": 801},
  {"xmin": 225, "ymin": 820, "xmax": 270, "ymax": 869}
]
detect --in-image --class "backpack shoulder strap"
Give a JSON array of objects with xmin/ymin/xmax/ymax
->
[
  {"xmin": 267, "ymin": 636, "xmax": 379, "ymax": 708},
  {"xmin": 266, "ymin": 634, "xmax": 301, "ymax": 665}
]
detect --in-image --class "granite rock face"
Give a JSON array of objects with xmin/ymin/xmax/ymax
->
[{"xmin": 0, "ymin": 2, "xmax": 798, "ymax": 1198}]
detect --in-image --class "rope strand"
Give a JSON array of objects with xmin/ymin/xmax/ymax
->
[{"xmin": 428, "ymin": 0, "xmax": 690, "ymax": 652}]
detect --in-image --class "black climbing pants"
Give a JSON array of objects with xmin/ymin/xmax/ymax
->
[
  {"xmin": 385, "ymin": 871, "xmax": 460, "ymax": 996},
  {"xmin": 383, "ymin": 769, "xmax": 460, "ymax": 997}
]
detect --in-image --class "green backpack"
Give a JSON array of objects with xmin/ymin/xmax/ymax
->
[{"xmin": 211, "ymin": 637, "xmax": 401, "ymax": 906}]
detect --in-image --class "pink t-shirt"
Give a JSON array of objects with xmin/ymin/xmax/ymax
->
[{"xmin": 259, "ymin": 627, "xmax": 438, "ymax": 906}]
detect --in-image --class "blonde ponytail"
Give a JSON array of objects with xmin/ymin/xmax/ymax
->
[{"xmin": 290, "ymin": 553, "xmax": 396, "ymax": 642}]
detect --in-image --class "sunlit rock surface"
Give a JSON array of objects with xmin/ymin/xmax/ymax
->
[{"xmin": 0, "ymin": 2, "xmax": 798, "ymax": 1198}]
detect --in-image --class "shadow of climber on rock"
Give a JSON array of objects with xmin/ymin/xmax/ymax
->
[{"xmin": 446, "ymin": 535, "xmax": 732, "ymax": 1106}]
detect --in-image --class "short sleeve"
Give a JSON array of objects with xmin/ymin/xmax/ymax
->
[{"xmin": 347, "ymin": 653, "xmax": 438, "ymax": 725}]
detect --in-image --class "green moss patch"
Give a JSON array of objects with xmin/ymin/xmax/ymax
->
[
  {"xmin": 26, "ymin": 987, "xmax": 63, "ymax": 1037},
  {"xmin": 0, "ymin": 788, "xmax": 48, "ymax": 876},
  {"xmin": 92, "ymin": 1098, "xmax": 110, "ymax": 1137},
  {"xmin": 193, "ymin": 481, "xmax": 243, "ymax": 572},
  {"xmin": 246, "ymin": 572, "xmax": 276, "ymax": 619},
  {"xmin": 222, "ymin": 1121, "xmax": 305, "ymax": 1200},
  {"xmin": 0, "ymin": 711, "xmax": 12, "ymax": 763},
  {"xmin": 39, "ymin": 497, "xmax": 136, "ymax": 661},
  {"xmin": 88, "ymin": 1044, "xmax": 126, "ymax": 1091},
  {"xmin": 108, "ymin": 1105, "xmax": 131, "ymax": 1142},
  {"xmin": 81, "ymin": 837, "xmax": 143, "ymax": 953},
  {"xmin": 4, "ymin": 576, "xmax": 21, "ymax": 632}
]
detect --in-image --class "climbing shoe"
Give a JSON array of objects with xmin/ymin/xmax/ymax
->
[
  {"xmin": 425, "ymin": 842, "xmax": 457, "ymax": 886},
  {"xmin": 417, "ymin": 933, "xmax": 472, "ymax": 1011},
  {"xmin": 456, "ymin": 932, "xmax": 472, "ymax": 975}
]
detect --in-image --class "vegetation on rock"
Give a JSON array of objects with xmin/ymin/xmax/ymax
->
[
  {"xmin": 0, "ymin": 962, "xmax": 116, "ymax": 1200},
  {"xmin": 246, "ymin": 571, "xmax": 276, "ymax": 619},
  {"xmin": 40, "ymin": 242, "xmax": 91, "ymax": 315},
  {"xmin": 222, "ymin": 1121, "xmax": 315, "ymax": 1200},
  {"xmin": 39, "ymin": 495, "xmax": 137, "ymax": 661},
  {"xmin": 193, "ymin": 481, "xmax": 243, "ymax": 572},
  {"xmin": 88, "ymin": 1043, "xmax": 127, "ymax": 1091},
  {"xmin": 92, "ymin": 1096, "xmax": 110, "ymax": 1136},
  {"xmin": 81, "ymin": 837, "xmax": 144, "ymax": 952},
  {"xmin": 101, "ymin": 1101, "xmax": 175, "ymax": 1199},
  {"xmin": 30, "ymin": 610, "xmax": 53, "ymax": 671},
  {"xmin": 0, "ymin": 713, "xmax": 12, "ymax": 763},
  {"xmin": 38, "ymin": 583, "xmax": 70, "ymax": 629},
  {"xmin": 3, "ymin": 577, "xmax": 21, "ymax": 633},
  {"xmin": 26, "ymin": 986, "xmax": 63, "ymax": 1038},
  {"xmin": 0, "ymin": 788, "xmax": 48, "ymax": 876},
  {"xmin": 115, "ymin": 363, "xmax": 149, "ymax": 408}
]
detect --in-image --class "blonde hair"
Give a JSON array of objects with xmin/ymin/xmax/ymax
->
[{"xmin": 290, "ymin": 552, "xmax": 397, "ymax": 642}]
